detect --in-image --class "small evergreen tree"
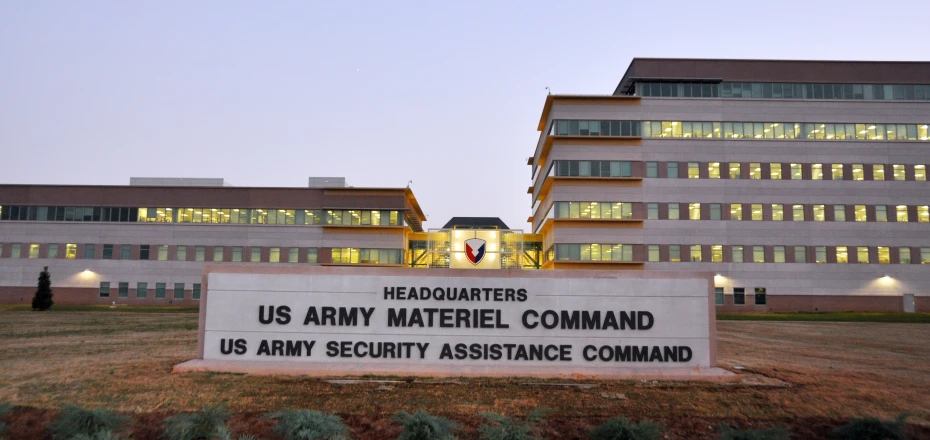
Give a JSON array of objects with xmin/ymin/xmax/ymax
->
[{"xmin": 32, "ymin": 266, "xmax": 54, "ymax": 311}]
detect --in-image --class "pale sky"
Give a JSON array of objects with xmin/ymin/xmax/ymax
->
[{"xmin": 1, "ymin": 0, "xmax": 928, "ymax": 230}]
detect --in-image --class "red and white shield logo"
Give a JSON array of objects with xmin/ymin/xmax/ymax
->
[{"xmin": 464, "ymin": 238, "xmax": 486, "ymax": 265}]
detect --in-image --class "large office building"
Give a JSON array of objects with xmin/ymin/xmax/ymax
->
[{"xmin": 1, "ymin": 58, "xmax": 928, "ymax": 312}]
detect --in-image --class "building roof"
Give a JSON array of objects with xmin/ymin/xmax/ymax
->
[
  {"xmin": 441, "ymin": 217, "xmax": 510, "ymax": 229},
  {"xmin": 614, "ymin": 58, "xmax": 930, "ymax": 95}
]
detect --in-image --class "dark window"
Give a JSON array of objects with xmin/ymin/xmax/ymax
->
[
  {"xmin": 140, "ymin": 245, "xmax": 150, "ymax": 260},
  {"xmin": 193, "ymin": 284, "xmax": 201, "ymax": 300},
  {"xmin": 715, "ymin": 287, "xmax": 724, "ymax": 305},
  {"xmin": 118, "ymin": 282, "xmax": 129, "ymax": 298},
  {"xmin": 103, "ymin": 244, "xmax": 113, "ymax": 259},
  {"xmin": 155, "ymin": 283, "xmax": 166, "ymax": 299},
  {"xmin": 99, "ymin": 282, "xmax": 110, "ymax": 298},
  {"xmin": 83, "ymin": 244, "xmax": 95, "ymax": 259},
  {"xmin": 137, "ymin": 282, "xmax": 147, "ymax": 298},
  {"xmin": 755, "ymin": 287, "xmax": 767, "ymax": 305},
  {"xmin": 667, "ymin": 162, "xmax": 679, "ymax": 179},
  {"xmin": 734, "ymin": 288, "xmax": 745, "ymax": 305},
  {"xmin": 646, "ymin": 162, "xmax": 658, "ymax": 178},
  {"xmin": 121, "ymin": 245, "xmax": 131, "ymax": 259},
  {"xmin": 174, "ymin": 283, "xmax": 184, "ymax": 299}
]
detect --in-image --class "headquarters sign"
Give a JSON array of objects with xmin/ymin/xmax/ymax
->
[{"xmin": 178, "ymin": 267, "xmax": 724, "ymax": 379}]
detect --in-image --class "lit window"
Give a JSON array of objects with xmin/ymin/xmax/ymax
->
[
  {"xmin": 689, "ymin": 203, "xmax": 701, "ymax": 220},
  {"xmin": 750, "ymin": 163, "xmax": 761, "ymax": 180},
  {"xmin": 857, "ymin": 247, "xmax": 869, "ymax": 264},
  {"xmin": 919, "ymin": 206, "xmax": 929, "ymax": 223},
  {"xmin": 772, "ymin": 204, "xmax": 784, "ymax": 221},
  {"xmin": 732, "ymin": 245, "xmax": 744, "ymax": 262},
  {"xmin": 900, "ymin": 248, "xmax": 911, "ymax": 264},
  {"xmin": 774, "ymin": 246, "xmax": 785, "ymax": 263},
  {"xmin": 791, "ymin": 163, "xmax": 802, "ymax": 180},
  {"xmin": 708, "ymin": 162, "xmax": 720, "ymax": 179},
  {"xmin": 812, "ymin": 164, "xmax": 823, "ymax": 180},
  {"xmin": 753, "ymin": 246, "xmax": 765, "ymax": 263},
  {"xmin": 897, "ymin": 205, "xmax": 909, "ymax": 222},
  {"xmin": 793, "ymin": 205, "xmax": 804, "ymax": 221},
  {"xmin": 873, "ymin": 164, "xmax": 885, "ymax": 181},
  {"xmin": 711, "ymin": 245, "xmax": 723, "ymax": 262},
  {"xmin": 730, "ymin": 204, "xmax": 742, "ymax": 221},
  {"xmin": 29, "ymin": 244, "xmax": 39, "ymax": 259},
  {"xmin": 729, "ymin": 163, "xmax": 741, "ymax": 179},
  {"xmin": 836, "ymin": 246, "xmax": 848, "ymax": 264},
  {"xmin": 669, "ymin": 203, "xmax": 680, "ymax": 220},
  {"xmin": 770, "ymin": 163, "xmax": 782, "ymax": 179},
  {"xmin": 688, "ymin": 162, "xmax": 700, "ymax": 179},
  {"xmin": 832, "ymin": 164, "xmax": 844, "ymax": 180},
  {"xmin": 794, "ymin": 246, "xmax": 807, "ymax": 263},
  {"xmin": 751, "ymin": 204, "xmax": 762, "ymax": 221},
  {"xmin": 815, "ymin": 246, "xmax": 827, "ymax": 263},
  {"xmin": 922, "ymin": 248, "xmax": 930, "ymax": 264},
  {"xmin": 854, "ymin": 205, "xmax": 867, "ymax": 222},
  {"xmin": 852, "ymin": 164, "xmax": 864, "ymax": 180},
  {"xmin": 269, "ymin": 247, "xmax": 281, "ymax": 263},
  {"xmin": 669, "ymin": 245, "xmax": 681, "ymax": 262},
  {"xmin": 878, "ymin": 247, "xmax": 890, "ymax": 264},
  {"xmin": 157, "ymin": 245, "xmax": 168, "ymax": 261},
  {"xmin": 893, "ymin": 164, "xmax": 906, "ymax": 181},
  {"xmin": 691, "ymin": 245, "xmax": 702, "ymax": 262},
  {"xmin": 916, "ymin": 165, "xmax": 927, "ymax": 181},
  {"xmin": 834, "ymin": 205, "xmax": 846, "ymax": 222},
  {"xmin": 876, "ymin": 206, "xmax": 887, "ymax": 222},
  {"xmin": 813, "ymin": 205, "xmax": 825, "ymax": 221}
]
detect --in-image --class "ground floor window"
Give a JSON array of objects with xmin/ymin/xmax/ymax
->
[
  {"xmin": 755, "ymin": 287, "xmax": 767, "ymax": 305},
  {"xmin": 173, "ymin": 283, "xmax": 184, "ymax": 299},
  {"xmin": 733, "ymin": 287, "xmax": 745, "ymax": 305},
  {"xmin": 714, "ymin": 287, "xmax": 724, "ymax": 305},
  {"xmin": 155, "ymin": 283, "xmax": 166, "ymax": 299},
  {"xmin": 98, "ymin": 282, "xmax": 110, "ymax": 298},
  {"xmin": 136, "ymin": 282, "xmax": 147, "ymax": 298},
  {"xmin": 118, "ymin": 282, "xmax": 129, "ymax": 298},
  {"xmin": 193, "ymin": 284, "xmax": 201, "ymax": 300}
]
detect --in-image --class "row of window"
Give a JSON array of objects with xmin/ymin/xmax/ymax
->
[
  {"xmin": 549, "ymin": 160, "xmax": 634, "ymax": 178},
  {"xmin": 634, "ymin": 81, "xmax": 930, "ymax": 101},
  {"xmin": 553, "ymin": 202, "xmax": 634, "ymax": 220},
  {"xmin": 647, "ymin": 245, "xmax": 927, "ymax": 264},
  {"xmin": 98, "ymin": 282, "xmax": 200, "ymax": 300},
  {"xmin": 714, "ymin": 287, "xmax": 767, "ymax": 306},
  {"xmin": 550, "ymin": 244, "xmax": 635, "ymax": 262},
  {"xmin": 0, "ymin": 206, "xmax": 406, "ymax": 226},
  {"xmin": 549, "ymin": 119, "xmax": 930, "ymax": 141},
  {"xmin": 646, "ymin": 162, "xmax": 928, "ymax": 181},
  {"xmin": 647, "ymin": 203, "xmax": 929, "ymax": 223}
]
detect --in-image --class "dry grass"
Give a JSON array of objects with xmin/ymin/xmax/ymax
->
[{"xmin": 0, "ymin": 311, "xmax": 927, "ymax": 438}]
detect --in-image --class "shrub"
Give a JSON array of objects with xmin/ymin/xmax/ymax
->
[
  {"xmin": 716, "ymin": 424, "xmax": 790, "ymax": 440},
  {"xmin": 72, "ymin": 431, "xmax": 123, "ymax": 440},
  {"xmin": 0, "ymin": 403, "xmax": 12, "ymax": 440},
  {"xmin": 393, "ymin": 409, "xmax": 459, "ymax": 440},
  {"xmin": 587, "ymin": 417, "xmax": 663, "ymax": 440},
  {"xmin": 830, "ymin": 415, "xmax": 909, "ymax": 440},
  {"xmin": 478, "ymin": 408, "xmax": 550, "ymax": 440},
  {"xmin": 163, "ymin": 405, "xmax": 230, "ymax": 440},
  {"xmin": 49, "ymin": 406, "xmax": 128, "ymax": 440},
  {"xmin": 266, "ymin": 409, "xmax": 350, "ymax": 440},
  {"xmin": 32, "ymin": 266, "xmax": 54, "ymax": 311}
]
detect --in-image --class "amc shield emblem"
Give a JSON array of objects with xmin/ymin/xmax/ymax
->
[{"xmin": 464, "ymin": 238, "xmax": 486, "ymax": 265}]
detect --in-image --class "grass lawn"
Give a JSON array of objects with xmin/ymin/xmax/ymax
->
[
  {"xmin": 717, "ymin": 311, "xmax": 930, "ymax": 323},
  {"xmin": 0, "ymin": 304, "xmax": 198, "ymax": 313}
]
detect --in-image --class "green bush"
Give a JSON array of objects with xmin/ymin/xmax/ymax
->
[
  {"xmin": 587, "ymin": 417, "xmax": 663, "ymax": 440},
  {"xmin": 48, "ymin": 406, "xmax": 128, "ymax": 440},
  {"xmin": 478, "ymin": 408, "xmax": 550, "ymax": 440},
  {"xmin": 716, "ymin": 424, "xmax": 790, "ymax": 440},
  {"xmin": 163, "ymin": 405, "xmax": 230, "ymax": 440},
  {"xmin": 393, "ymin": 409, "xmax": 459, "ymax": 440},
  {"xmin": 266, "ymin": 409, "xmax": 350, "ymax": 440},
  {"xmin": 72, "ymin": 431, "xmax": 123, "ymax": 440},
  {"xmin": 830, "ymin": 415, "xmax": 909, "ymax": 440},
  {"xmin": 0, "ymin": 403, "xmax": 13, "ymax": 440}
]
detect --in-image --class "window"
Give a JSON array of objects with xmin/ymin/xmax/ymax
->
[
  {"xmin": 174, "ymin": 283, "xmax": 184, "ymax": 299},
  {"xmin": 893, "ymin": 164, "xmax": 906, "ymax": 181},
  {"xmin": 646, "ymin": 162, "xmax": 658, "ymax": 178},
  {"xmin": 916, "ymin": 165, "xmax": 927, "ymax": 181},
  {"xmin": 709, "ymin": 204, "xmax": 721, "ymax": 220},
  {"xmin": 729, "ymin": 163, "xmax": 741, "ymax": 179},
  {"xmin": 232, "ymin": 246, "xmax": 242, "ymax": 262},
  {"xmin": 140, "ymin": 245, "xmax": 150, "ymax": 260},
  {"xmin": 854, "ymin": 205, "xmax": 867, "ymax": 222},
  {"xmin": 28, "ymin": 244, "xmax": 39, "ymax": 258},
  {"xmin": 812, "ymin": 164, "xmax": 823, "ymax": 180},
  {"xmin": 667, "ymin": 162, "xmax": 679, "ymax": 179},
  {"xmin": 770, "ymin": 163, "xmax": 782, "ymax": 179},
  {"xmin": 121, "ymin": 244, "xmax": 131, "ymax": 259},
  {"xmin": 102, "ymin": 244, "xmax": 113, "ymax": 259},
  {"xmin": 857, "ymin": 247, "xmax": 869, "ymax": 264},
  {"xmin": 834, "ymin": 205, "xmax": 846, "ymax": 222},
  {"xmin": 213, "ymin": 246, "xmax": 224, "ymax": 262},
  {"xmin": 269, "ymin": 247, "xmax": 281, "ymax": 263},
  {"xmin": 923, "ymin": 248, "xmax": 930, "ymax": 264},
  {"xmin": 900, "ymin": 248, "xmax": 911, "ymax": 264},
  {"xmin": 792, "ymin": 205, "xmax": 804, "ymax": 221},
  {"xmin": 669, "ymin": 245, "xmax": 681, "ymax": 262},
  {"xmin": 832, "ymin": 164, "xmax": 844, "ymax": 180},
  {"xmin": 813, "ymin": 205, "xmax": 825, "ymax": 221},
  {"xmin": 708, "ymin": 162, "xmax": 720, "ymax": 179},
  {"xmin": 195, "ymin": 246, "xmax": 205, "ymax": 261},
  {"xmin": 10, "ymin": 243, "xmax": 20, "ymax": 258},
  {"xmin": 878, "ymin": 247, "xmax": 890, "ymax": 264},
  {"xmin": 715, "ymin": 287, "xmax": 724, "ymax": 305},
  {"xmin": 852, "ymin": 164, "xmax": 864, "ymax": 180},
  {"xmin": 769, "ymin": 204, "xmax": 783, "ymax": 221},
  {"xmin": 750, "ymin": 163, "xmax": 761, "ymax": 179},
  {"xmin": 836, "ymin": 246, "xmax": 849, "ymax": 264},
  {"xmin": 876, "ymin": 206, "xmax": 887, "ymax": 222},
  {"xmin": 919, "ymin": 206, "xmax": 929, "ymax": 223},
  {"xmin": 176, "ymin": 245, "xmax": 187, "ymax": 261},
  {"xmin": 690, "ymin": 245, "xmax": 702, "ymax": 262},
  {"xmin": 774, "ymin": 246, "xmax": 785, "ymax": 263},
  {"xmin": 82, "ymin": 244, "xmax": 95, "ymax": 259},
  {"xmin": 647, "ymin": 245, "xmax": 660, "ymax": 262},
  {"xmin": 155, "ymin": 283, "xmax": 166, "ymax": 299},
  {"xmin": 647, "ymin": 203, "xmax": 659, "ymax": 220},
  {"xmin": 288, "ymin": 247, "xmax": 299, "ymax": 263},
  {"xmin": 65, "ymin": 244, "xmax": 76, "ymax": 259},
  {"xmin": 794, "ymin": 246, "xmax": 807, "ymax": 263},
  {"xmin": 99, "ymin": 282, "xmax": 110, "ymax": 298},
  {"xmin": 754, "ymin": 287, "xmax": 767, "ymax": 305},
  {"xmin": 751, "ymin": 204, "xmax": 762, "ymax": 221},
  {"xmin": 688, "ymin": 162, "xmax": 700, "ymax": 179},
  {"xmin": 734, "ymin": 288, "xmax": 745, "ymax": 305},
  {"xmin": 873, "ymin": 164, "xmax": 885, "ymax": 181},
  {"xmin": 307, "ymin": 248, "xmax": 319, "ymax": 264},
  {"xmin": 732, "ymin": 245, "xmax": 744, "ymax": 262},
  {"xmin": 48, "ymin": 244, "xmax": 58, "ymax": 259},
  {"xmin": 712, "ymin": 245, "xmax": 723, "ymax": 262},
  {"xmin": 118, "ymin": 282, "xmax": 129, "ymax": 298},
  {"xmin": 753, "ymin": 246, "xmax": 765, "ymax": 263},
  {"xmin": 251, "ymin": 247, "xmax": 261, "ymax": 262},
  {"xmin": 897, "ymin": 205, "xmax": 909, "ymax": 222},
  {"xmin": 193, "ymin": 283, "xmax": 201, "ymax": 300},
  {"xmin": 689, "ymin": 203, "xmax": 701, "ymax": 220},
  {"xmin": 791, "ymin": 163, "xmax": 802, "ymax": 180},
  {"xmin": 668, "ymin": 203, "xmax": 680, "ymax": 220},
  {"xmin": 730, "ymin": 204, "xmax": 742, "ymax": 221},
  {"xmin": 815, "ymin": 246, "xmax": 827, "ymax": 263},
  {"xmin": 157, "ymin": 245, "xmax": 168, "ymax": 261},
  {"xmin": 137, "ymin": 282, "xmax": 147, "ymax": 298}
]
